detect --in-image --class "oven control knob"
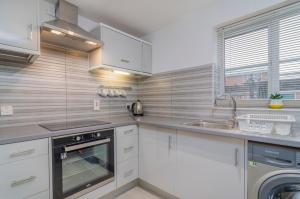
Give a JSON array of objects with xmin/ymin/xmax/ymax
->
[
  {"xmin": 96, "ymin": 133, "xmax": 101, "ymax": 137},
  {"xmin": 75, "ymin": 136, "xmax": 81, "ymax": 141}
]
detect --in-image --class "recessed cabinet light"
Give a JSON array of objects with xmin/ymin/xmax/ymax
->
[
  {"xmin": 113, "ymin": 70, "xmax": 130, "ymax": 75},
  {"xmin": 85, "ymin": 41, "xmax": 98, "ymax": 46},
  {"xmin": 68, "ymin": 31, "xmax": 75, "ymax": 36},
  {"xmin": 50, "ymin": 30, "xmax": 64, "ymax": 35}
]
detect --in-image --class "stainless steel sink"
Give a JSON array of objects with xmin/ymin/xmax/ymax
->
[{"xmin": 183, "ymin": 120, "xmax": 234, "ymax": 130}]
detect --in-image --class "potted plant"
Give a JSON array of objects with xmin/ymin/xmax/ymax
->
[{"xmin": 269, "ymin": 93, "xmax": 284, "ymax": 109}]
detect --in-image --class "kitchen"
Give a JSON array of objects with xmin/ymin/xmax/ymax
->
[{"xmin": 0, "ymin": 0, "xmax": 300, "ymax": 199}]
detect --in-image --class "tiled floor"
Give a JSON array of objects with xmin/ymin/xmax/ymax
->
[{"xmin": 116, "ymin": 187, "xmax": 162, "ymax": 199}]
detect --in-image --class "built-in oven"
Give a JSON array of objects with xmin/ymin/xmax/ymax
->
[{"xmin": 52, "ymin": 129, "xmax": 114, "ymax": 199}]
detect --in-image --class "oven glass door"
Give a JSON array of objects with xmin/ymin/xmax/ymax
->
[
  {"xmin": 53, "ymin": 137, "xmax": 114, "ymax": 199},
  {"xmin": 63, "ymin": 143, "xmax": 113, "ymax": 195}
]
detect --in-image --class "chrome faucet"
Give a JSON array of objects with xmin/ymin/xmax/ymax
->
[{"xmin": 214, "ymin": 94, "xmax": 238, "ymax": 128}]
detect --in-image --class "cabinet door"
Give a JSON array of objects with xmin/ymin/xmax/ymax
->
[
  {"xmin": 142, "ymin": 43, "xmax": 152, "ymax": 74},
  {"xmin": 28, "ymin": 190, "xmax": 49, "ymax": 199},
  {"xmin": 117, "ymin": 134, "xmax": 138, "ymax": 163},
  {"xmin": 0, "ymin": 0, "xmax": 39, "ymax": 51},
  {"xmin": 0, "ymin": 155, "xmax": 49, "ymax": 199},
  {"xmin": 117, "ymin": 157, "xmax": 139, "ymax": 188},
  {"xmin": 0, "ymin": 138, "xmax": 48, "ymax": 165},
  {"xmin": 101, "ymin": 26, "xmax": 142, "ymax": 71},
  {"xmin": 176, "ymin": 131, "xmax": 245, "ymax": 199},
  {"xmin": 139, "ymin": 125, "xmax": 176, "ymax": 195}
]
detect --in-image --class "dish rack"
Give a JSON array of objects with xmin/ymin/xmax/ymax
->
[{"xmin": 237, "ymin": 114, "xmax": 296, "ymax": 135}]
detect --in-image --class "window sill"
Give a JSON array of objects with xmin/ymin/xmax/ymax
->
[
  {"xmin": 214, "ymin": 99, "xmax": 300, "ymax": 109},
  {"xmin": 213, "ymin": 106, "xmax": 300, "ymax": 112}
]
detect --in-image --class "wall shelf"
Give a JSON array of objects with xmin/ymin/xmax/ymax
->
[{"xmin": 98, "ymin": 85, "xmax": 132, "ymax": 91}]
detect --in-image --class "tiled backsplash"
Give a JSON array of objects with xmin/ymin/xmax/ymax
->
[
  {"xmin": 0, "ymin": 45, "xmax": 138, "ymax": 127},
  {"xmin": 1, "ymin": 48, "xmax": 300, "ymax": 134},
  {"xmin": 138, "ymin": 64, "xmax": 300, "ymax": 134},
  {"xmin": 138, "ymin": 64, "xmax": 214, "ymax": 119}
]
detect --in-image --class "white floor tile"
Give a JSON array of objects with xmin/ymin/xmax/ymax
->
[{"xmin": 116, "ymin": 187, "xmax": 162, "ymax": 199}]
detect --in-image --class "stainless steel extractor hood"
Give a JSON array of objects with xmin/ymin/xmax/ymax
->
[{"xmin": 41, "ymin": 0, "xmax": 102, "ymax": 52}]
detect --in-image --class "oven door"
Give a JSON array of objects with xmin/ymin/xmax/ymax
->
[{"xmin": 53, "ymin": 136, "xmax": 114, "ymax": 199}]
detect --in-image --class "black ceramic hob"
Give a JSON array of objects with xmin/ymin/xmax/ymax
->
[{"xmin": 39, "ymin": 120, "xmax": 110, "ymax": 131}]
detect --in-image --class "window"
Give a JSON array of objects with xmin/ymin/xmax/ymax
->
[
  {"xmin": 217, "ymin": 2, "xmax": 300, "ymax": 100},
  {"xmin": 224, "ymin": 28, "xmax": 269, "ymax": 99},
  {"xmin": 279, "ymin": 14, "xmax": 300, "ymax": 99}
]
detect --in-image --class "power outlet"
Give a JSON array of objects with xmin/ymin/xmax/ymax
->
[
  {"xmin": 1, "ymin": 105, "xmax": 13, "ymax": 116},
  {"xmin": 126, "ymin": 103, "xmax": 132, "ymax": 111},
  {"xmin": 94, "ymin": 99, "xmax": 100, "ymax": 111}
]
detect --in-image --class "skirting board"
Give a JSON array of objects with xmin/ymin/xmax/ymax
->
[
  {"xmin": 99, "ymin": 179, "xmax": 179, "ymax": 199},
  {"xmin": 99, "ymin": 180, "xmax": 138, "ymax": 199},
  {"xmin": 138, "ymin": 179, "xmax": 179, "ymax": 199}
]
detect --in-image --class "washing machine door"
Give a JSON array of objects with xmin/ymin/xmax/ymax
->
[{"xmin": 259, "ymin": 174, "xmax": 300, "ymax": 199}]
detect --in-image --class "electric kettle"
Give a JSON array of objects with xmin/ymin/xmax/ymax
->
[{"xmin": 131, "ymin": 100, "xmax": 144, "ymax": 116}]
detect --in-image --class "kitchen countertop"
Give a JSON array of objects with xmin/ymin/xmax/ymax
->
[
  {"xmin": 1, "ymin": 116, "xmax": 300, "ymax": 148},
  {"xmin": 137, "ymin": 116, "xmax": 300, "ymax": 148},
  {"xmin": 0, "ymin": 116, "xmax": 136, "ymax": 145}
]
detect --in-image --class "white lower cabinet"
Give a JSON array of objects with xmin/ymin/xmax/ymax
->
[
  {"xmin": 139, "ymin": 125, "xmax": 177, "ymax": 195},
  {"xmin": 0, "ymin": 138, "xmax": 49, "ymax": 199},
  {"xmin": 116, "ymin": 125, "xmax": 139, "ymax": 188},
  {"xmin": 0, "ymin": 138, "xmax": 48, "ymax": 165},
  {"xmin": 176, "ymin": 131, "xmax": 245, "ymax": 199},
  {"xmin": 117, "ymin": 157, "xmax": 139, "ymax": 187},
  {"xmin": 139, "ymin": 126, "xmax": 245, "ymax": 199},
  {"xmin": 117, "ymin": 133, "xmax": 138, "ymax": 163},
  {"xmin": 27, "ymin": 190, "xmax": 49, "ymax": 199},
  {"xmin": 0, "ymin": 154, "xmax": 49, "ymax": 199}
]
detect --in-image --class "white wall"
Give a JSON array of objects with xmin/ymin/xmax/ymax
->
[
  {"xmin": 143, "ymin": 0, "xmax": 286, "ymax": 73},
  {"xmin": 78, "ymin": 15, "xmax": 99, "ymax": 32}
]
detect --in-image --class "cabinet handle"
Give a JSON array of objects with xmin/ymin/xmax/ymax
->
[
  {"xmin": 10, "ymin": 149, "xmax": 35, "ymax": 158},
  {"xmin": 234, "ymin": 148, "xmax": 239, "ymax": 167},
  {"xmin": 124, "ymin": 129, "xmax": 134, "ymax": 135},
  {"xmin": 121, "ymin": 59, "xmax": 130, "ymax": 63},
  {"xmin": 168, "ymin": 136, "xmax": 172, "ymax": 155},
  {"xmin": 28, "ymin": 24, "xmax": 33, "ymax": 40},
  {"xmin": 11, "ymin": 176, "xmax": 36, "ymax": 188},
  {"xmin": 124, "ymin": 169, "xmax": 134, "ymax": 178},
  {"xmin": 124, "ymin": 146, "xmax": 134, "ymax": 153}
]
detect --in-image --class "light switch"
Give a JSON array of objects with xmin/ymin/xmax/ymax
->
[
  {"xmin": 1, "ymin": 105, "xmax": 13, "ymax": 116},
  {"xmin": 94, "ymin": 99, "xmax": 100, "ymax": 111}
]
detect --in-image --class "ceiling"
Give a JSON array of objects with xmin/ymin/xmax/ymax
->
[{"xmin": 67, "ymin": 0, "xmax": 216, "ymax": 37}]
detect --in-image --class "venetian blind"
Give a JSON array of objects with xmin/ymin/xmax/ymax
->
[{"xmin": 217, "ymin": 2, "xmax": 300, "ymax": 100}]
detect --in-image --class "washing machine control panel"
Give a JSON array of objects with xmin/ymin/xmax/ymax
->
[{"xmin": 249, "ymin": 142, "xmax": 300, "ymax": 168}]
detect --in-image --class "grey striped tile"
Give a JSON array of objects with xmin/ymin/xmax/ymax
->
[
  {"xmin": 0, "ymin": 45, "xmax": 138, "ymax": 127},
  {"xmin": 2, "ymin": 44, "xmax": 300, "ymax": 136},
  {"xmin": 138, "ymin": 65, "xmax": 214, "ymax": 119}
]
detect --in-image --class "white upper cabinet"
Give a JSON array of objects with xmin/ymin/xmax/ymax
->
[
  {"xmin": 101, "ymin": 26, "xmax": 142, "ymax": 72},
  {"xmin": 176, "ymin": 131, "xmax": 245, "ymax": 199},
  {"xmin": 142, "ymin": 42, "xmax": 152, "ymax": 74},
  {"xmin": 0, "ymin": 0, "xmax": 39, "ymax": 52},
  {"xmin": 90, "ymin": 24, "xmax": 152, "ymax": 76},
  {"xmin": 139, "ymin": 125, "xmax": 177, "ymax": 195}
]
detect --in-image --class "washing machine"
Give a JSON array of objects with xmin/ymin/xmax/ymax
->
[{"xmin": 248, "ymin": 141, "xmax": 300, "ymax": 199}]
